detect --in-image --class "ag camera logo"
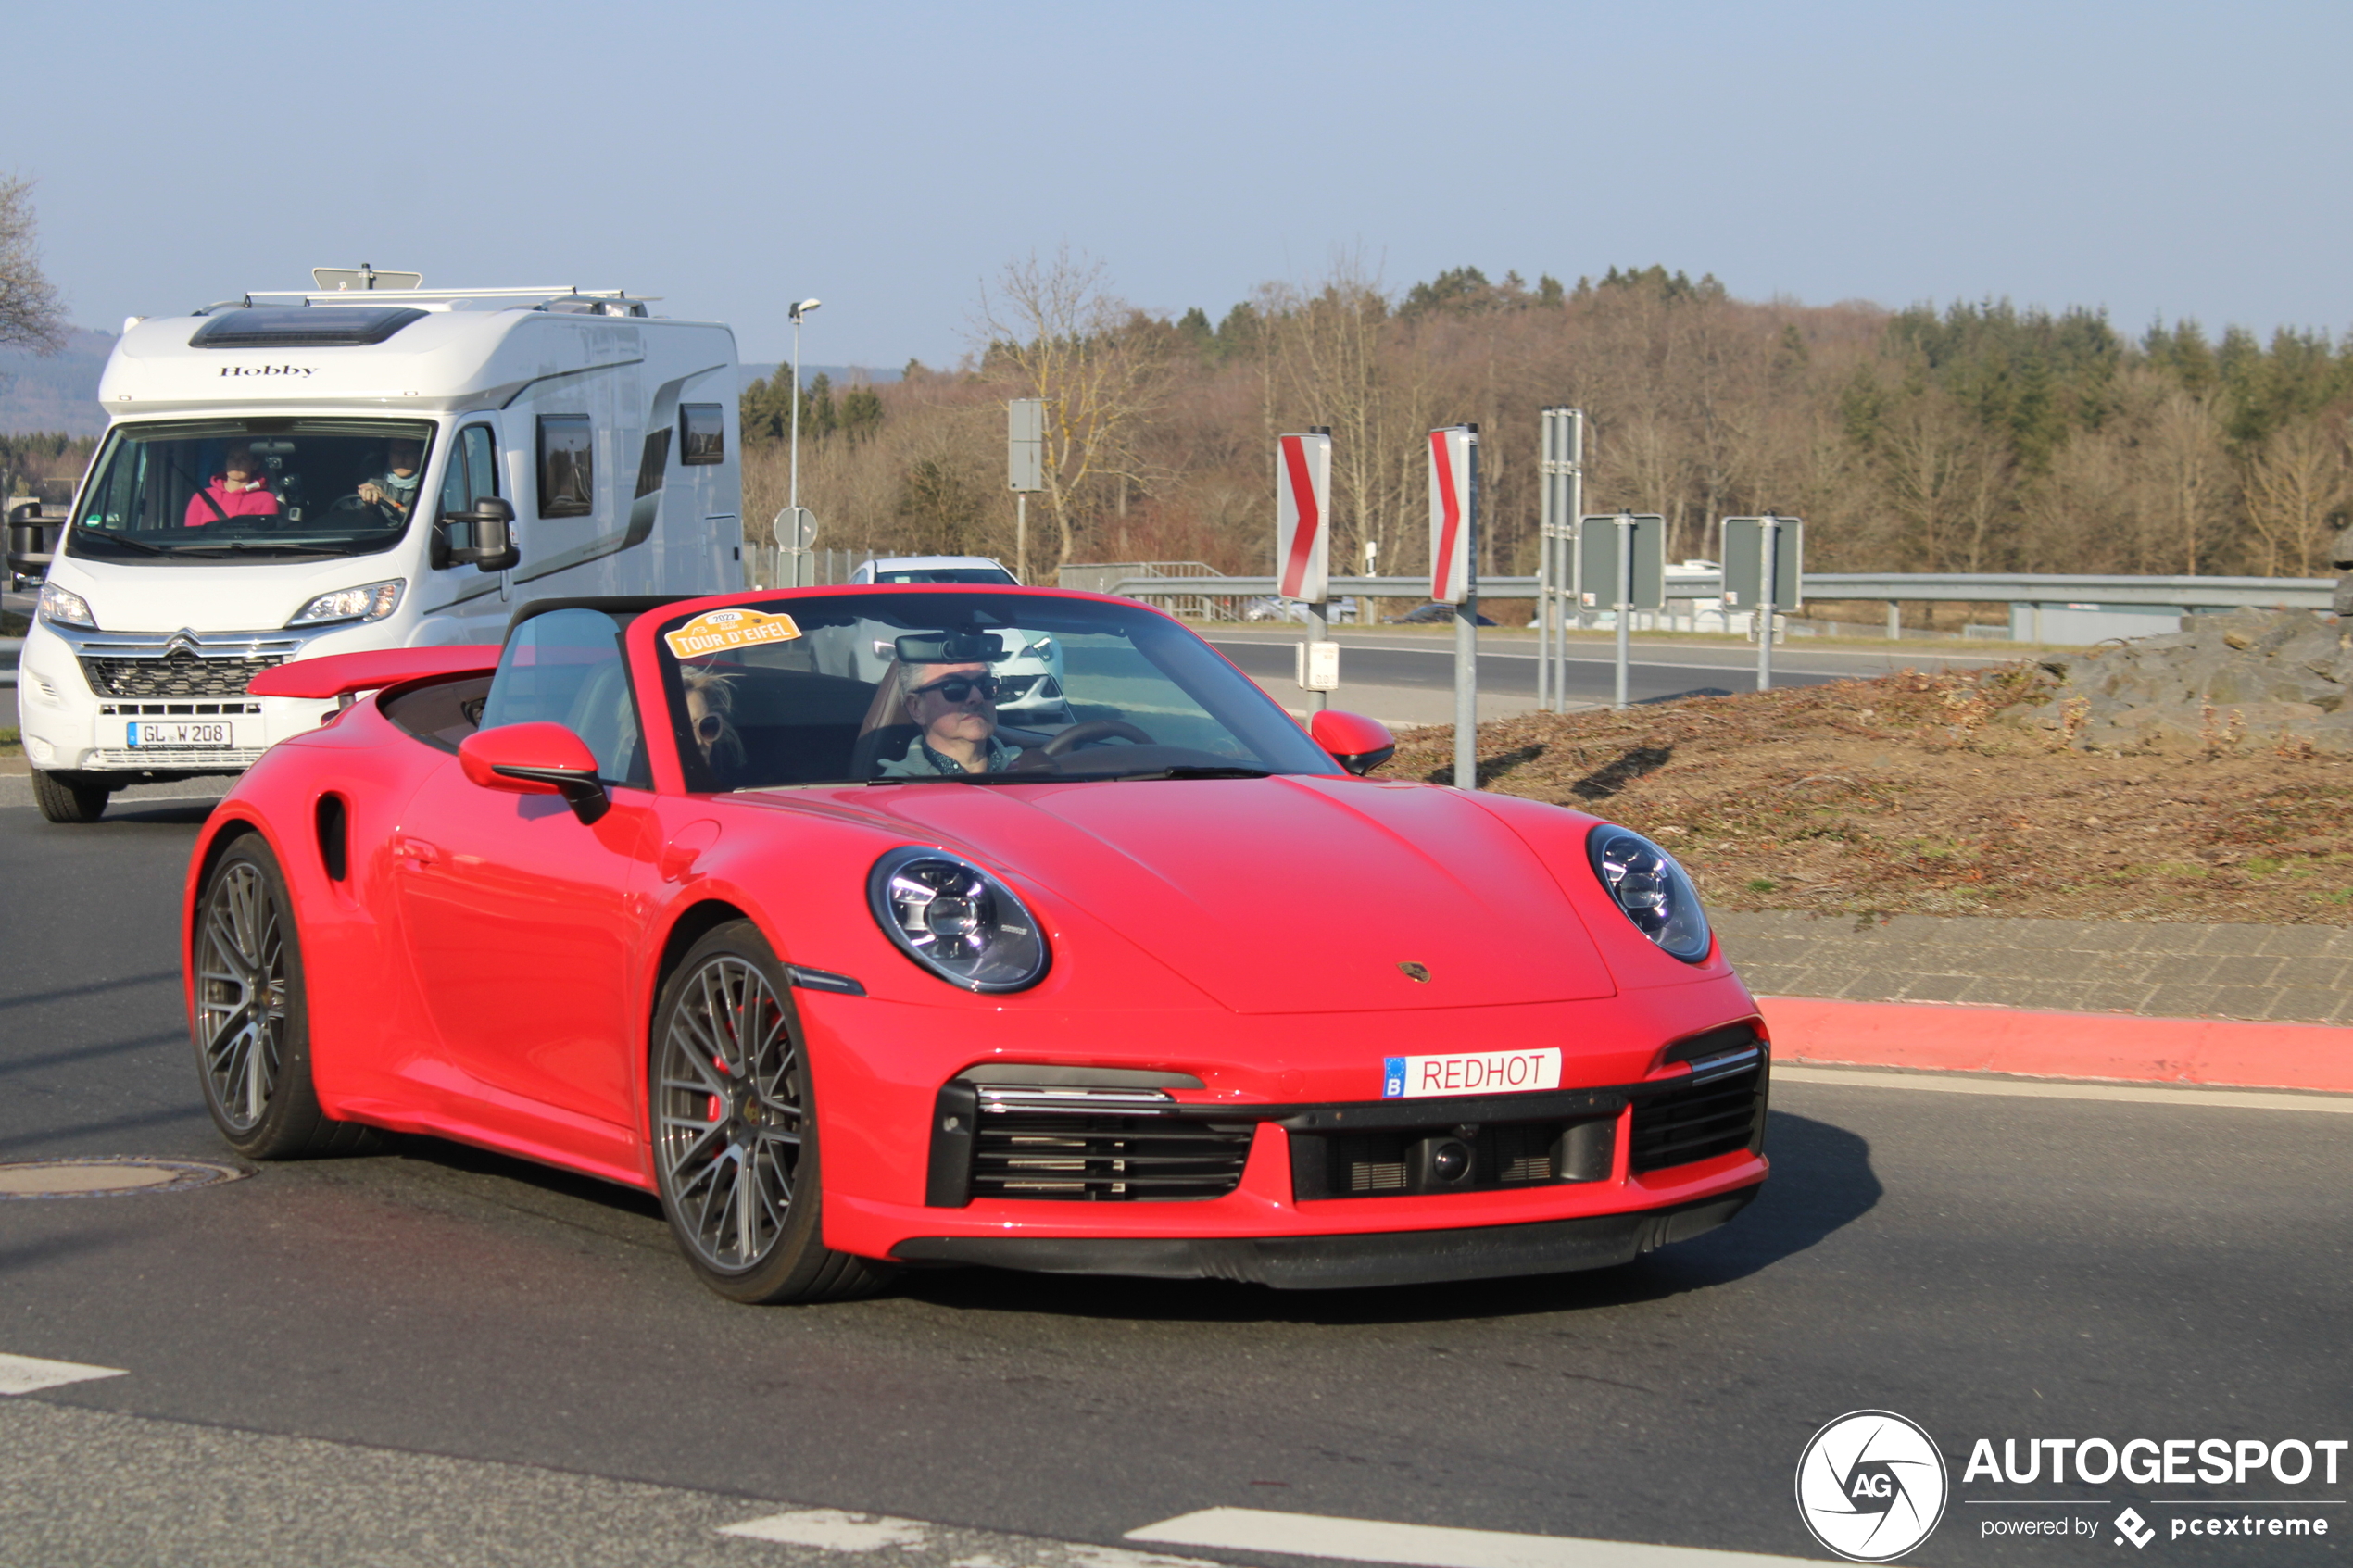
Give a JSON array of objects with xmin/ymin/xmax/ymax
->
[{"xmin": 1796, "ymin": 1411, "xmax": 1950, "ymax": 1562}]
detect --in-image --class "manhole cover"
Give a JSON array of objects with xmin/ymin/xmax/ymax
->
[{"xmin": 0, "ymin": 1159, "xmax": 247, "ymax": 1199}]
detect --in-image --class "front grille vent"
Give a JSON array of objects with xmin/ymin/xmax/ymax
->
[
  {"xmin": 81, "ymin": 654, "xmax": 283, "ymax": 699},
  {"xmin": 1629, "ymin": 1061, "xmax": 1765, "ymax": 1173},
  {"xmin": 953, "ymin": 1085, "xmax": 1253, "ymax": 1203}
]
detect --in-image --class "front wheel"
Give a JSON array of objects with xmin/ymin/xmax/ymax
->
[
  {"xmin": 31, "ymin": 769, "xmax": 109, "ymax": 823},
  {"xmin": 649, "ymin": 922, "xmax": 891, "ymax": 1304},
  {"xmin": 192, "ymin": 836, "xmax": 379, "ymax": 1159}
]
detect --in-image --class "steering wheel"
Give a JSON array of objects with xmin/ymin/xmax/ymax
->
[{"xmin": 1041, "ymin": 719, "xmax": 1154, "ymax": 756}]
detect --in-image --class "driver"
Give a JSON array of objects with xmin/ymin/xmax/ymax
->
[
  {"xmin": 878, "ymin": 661, "xmax": 1014, "ymax": 777},
  {"xmin": 354, "ymin": 438, "xmax": 425, "ymax": 523}
]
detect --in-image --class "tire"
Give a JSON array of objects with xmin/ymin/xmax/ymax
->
[
  {"xmin": 31, "ymin": 769, "xmax": 109, "ymax": 823},
  {"xmin": 649, "ymin": 921, "xmax": 892, "ymax": 1304},
  {"xmin": 191, "ymin": 836, "xmax": 380, "ymax": 1160}
]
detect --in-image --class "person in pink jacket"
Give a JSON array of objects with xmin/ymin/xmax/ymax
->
[{"xmin": 185, "ymin": 447, "xmax": 281, "ymax": 527}]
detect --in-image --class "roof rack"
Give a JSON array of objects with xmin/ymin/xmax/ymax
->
[{"xmin": 192, "ymin": 286, "xmax": 660, "ymax": 316}]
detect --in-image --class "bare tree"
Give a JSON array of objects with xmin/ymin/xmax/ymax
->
[
  {"xmin": 2243, "ymin": 417, "xmax": 2349, "ymax": 576},
  {"xmin": 0, "ymin": 176, "xmax": 67, "ymax": 354},
  {"xmin": 2143, "ymin": 390, "xmax": 2232, "ymax": 574},
  {"xmin": 975, "ymin": 247, "xmax": 1165, "ymax": 576}
]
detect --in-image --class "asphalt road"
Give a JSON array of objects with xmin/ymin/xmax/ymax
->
[
  {"xmin": 1202, "ymin": 631, "xmax": 2003, "ymax": 711},
  {"xmin": 2, "ymin": 801, "xmax": 2347, "ymax": 1568}
]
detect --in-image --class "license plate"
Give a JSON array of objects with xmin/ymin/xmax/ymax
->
[
  {"xmin": 125, "ymin": 721, "xmax": 238, "ymax": 748},
  {"xmin": 1382, "ymin": 1048, "xmax": 1562, "ymax": 1099}
]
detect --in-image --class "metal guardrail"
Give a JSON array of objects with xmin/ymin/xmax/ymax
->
[{"xmin": 1105, "ymin": 571, "xmax": 2336, "ymax": 612}]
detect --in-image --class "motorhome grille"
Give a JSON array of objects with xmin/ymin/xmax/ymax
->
[
  {"xmin": 1629, "ymin": 1065, "xmax": 1764, "ymax": 1173},
  {"xmin": 81, "ymin": 655, "xmax": 282, "ymax": 699},
  {"xmin": 970, "ymin": 1110, "xmax": 1253, "ymax": 1201}
]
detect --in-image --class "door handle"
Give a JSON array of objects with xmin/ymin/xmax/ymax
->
[{"xmin": 395, "ymin": 836, "xmax": 441, "ymax": 870}]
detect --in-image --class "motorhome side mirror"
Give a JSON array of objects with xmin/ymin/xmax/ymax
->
[{"xmin": 444, "ymin": 496, "xmax": 520, "ymax": 572}]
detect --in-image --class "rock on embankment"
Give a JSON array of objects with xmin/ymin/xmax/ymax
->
[{"xmin": 2013, "ymin": 608, "xmax": 2353, "ymax": 749}]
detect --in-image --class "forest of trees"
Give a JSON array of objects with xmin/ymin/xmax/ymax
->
[{"xmin": 745, "ymin": 251, "xmax": 2353, "ymax": 593}]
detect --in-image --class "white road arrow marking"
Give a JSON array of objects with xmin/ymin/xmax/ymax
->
[
  {"xmin": 1126, "ymin": 1509, "xmax": 1834, "ymax": 1568},
  {"xmin": 0, "ymin": 1352, "xmax": 128, "ymax": 1396}
]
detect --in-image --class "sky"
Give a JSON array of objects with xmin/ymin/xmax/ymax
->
[{"xmin": 5, "ymin": 0, "xmax": 2347, "ymax": 369}]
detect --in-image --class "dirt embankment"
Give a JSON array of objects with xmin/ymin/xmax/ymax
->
[{"xmin": 1378, "ymin": 662, "xmax": 2353, "ymax": 924}]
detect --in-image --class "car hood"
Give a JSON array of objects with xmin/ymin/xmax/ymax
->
[{"xmin": 830, "ymin": 774, "xmax": 1617, "ymax": 1015}]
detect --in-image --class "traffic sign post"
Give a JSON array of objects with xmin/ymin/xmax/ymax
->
[
  {"xmin": 1008, "ymin": 398, "xmax": 1046, "ymax": 583},
  {"xmin": 772, "ymin": 506, "xmax": 817, "ymax": 587},
  {"xmin": 1429, "ymin": 425, "xmax": 1479, "ymax": 787},
  {"xmin": 1579, "ymin": 512, "xmax": 1666, "ymax": 709},
  {"xmin": 1277, "ymin": 427, "xmax": 1336, "ymax": 711},
  {"xmin": 1722, "ymin": 513, "xmax": 1805, "ymax": 690},
  {"xmin": 1538, "ymin": 408, "xmax": 1584, "ymax": 711}
]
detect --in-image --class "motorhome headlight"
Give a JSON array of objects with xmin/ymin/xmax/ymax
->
[
  {"xmin": 37, "ymin": 583, "xmax": 95, "ymax": 630},
  {"xmin": 289, "ymin": 579, "xmax": 405, "ymax": 627},
  {"xmin": 867, "ymin": 847, "xmax": 1049, "ymax": 993},
  {"xmin": 1586, "ymin": 825, "xmax": 1712, "ymax": 963}
]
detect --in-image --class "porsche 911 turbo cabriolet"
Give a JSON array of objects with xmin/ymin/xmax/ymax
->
[{"xmin": 184, "ymin": 586, "xmax": 1770, "ymax": 1303}]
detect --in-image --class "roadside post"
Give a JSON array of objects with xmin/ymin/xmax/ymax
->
[
  {"xmin": 1277, "ymin": 427, "xmax": 1337, "ymax": 712},
  {"xmin": 1579, "ymin": 512, "xmax": 1666, "ymax": 710},
  {"xmin": 772, "ymin": 506, "xmax": 816, "ymax": 587},
  {"xmin": 1430, "ymin": 425, "xmax": 1479, "ymax": 788},
  {"xmin": 1008, "ymin": 398, "xmax": 1045, "ymax": 584},
  {"xmin": 1538, "ymin": 408, "xmax": 1584, "ymax": 711},
  {"xmin": 1722, "ymin": 513, "xmax": 1805, "ymax": 690}
]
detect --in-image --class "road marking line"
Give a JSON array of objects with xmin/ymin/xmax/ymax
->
[
  {"xmin": 716, "ymin": 1509, "xmax": 1222, "ymax": 1566},
  {"xmin": 1776, "ymin": 1063, "xmax": 2353, "ymax": 1113},
  {"xmin": 0, "ymin": 1352, "xmax": 129, "ymax": 1396},
  {"xmin": 1126, "ymin": 1508, "xmax": 1831, "ymax": 1568},
  {"xmin": 719, "ymin": 1511, "xmax": 932, "ymax": 1549}
]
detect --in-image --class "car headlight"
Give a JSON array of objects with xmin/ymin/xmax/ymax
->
[
  {"xmin": 868, "ymin": 847, "xmax": 1050, "ymax": 993},
  {"xmin": 288, "ymin": 579, "xmax": 405, "ymax": 627},
  {"xmin": 1587, "ymin": 826, "xmax": 1711, "ymax": 962},
  {"xmin": 38, "ymin": 582, "xmax": 95, "ymax": 629}
]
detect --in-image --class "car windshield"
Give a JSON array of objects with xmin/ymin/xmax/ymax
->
[
  {"xmin": 652, "ymin": 591, "xmax": 1336, "ymax": 791},
  {"xmin": 65, "ymin": 418, "xmax": 436, "ymax": 562}
]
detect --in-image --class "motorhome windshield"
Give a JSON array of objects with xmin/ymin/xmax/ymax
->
[{"xmin": 66, "ymin": 419, "xmax": 437, "ymax": 563}]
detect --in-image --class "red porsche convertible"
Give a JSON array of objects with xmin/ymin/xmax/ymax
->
[{"xmin": 184, "ymin": 587, "xmax": 1769, "ymax": 1303}]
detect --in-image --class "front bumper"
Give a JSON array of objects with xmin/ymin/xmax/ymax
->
[
  {"xmin": 891, "ymin": 1187, "xmax": 1759, "ymax": 1289},
  {"xmin": 17, "ymin": 620, "xmax": 346, "ymax": 773}
]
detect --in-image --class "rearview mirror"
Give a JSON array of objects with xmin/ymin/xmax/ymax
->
[
  {"xmin": 1310, "ymin": 710, "xmax": 1396, "ymax": 776},
  {"xmin": 459, "ymin": 721, "xmax": 610, "ymax": 823},
  {"xmin": 442, "ymin": 496, "xmax": 520, "ymax": 573}
]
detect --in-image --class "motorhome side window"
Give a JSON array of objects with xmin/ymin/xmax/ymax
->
[
  {"xmin": 679, "ymin": 404, "xmax": 724, "ymax": 465},
  {"xmin": 62, "ymin": 419, "xmax": 435, "ymax": 563},
  {"xmin": 438, "ymin": 425, "xmax": 501, "ymax": 516},
  {"xmin": 537, "ymin": 415, "xmax": 594, "ymax": 519}
]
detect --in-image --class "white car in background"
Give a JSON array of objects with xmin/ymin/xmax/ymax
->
[
  {"xmin": 846, "ymin": 556, "xmax": 1067, "ymax": 721},
  {"xmin": 849, "ymin": 555, "xmax": 1018, "ymax": 586}
]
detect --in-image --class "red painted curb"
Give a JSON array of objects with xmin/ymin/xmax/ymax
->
[{"xmin": 1757, "ymin": 995, "xmax": 2353, "ymax": 1096}]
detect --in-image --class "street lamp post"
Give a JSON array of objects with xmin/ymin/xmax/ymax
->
[{"xmin": 787, "ymin": 297, "xmax": 821, "ymax": 553}]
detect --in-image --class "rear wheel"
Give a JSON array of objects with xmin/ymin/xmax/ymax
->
[
  {"xmin": 192, "ymin": 837, "xmax": 378, "ymax": 1159},
  {"xmin": 31, "ymin": 769, "xmax": 109, "ymax": 823},
  {"xmin": 649, "ymin": 922, "xmax": 890, "ymax": 1304}
]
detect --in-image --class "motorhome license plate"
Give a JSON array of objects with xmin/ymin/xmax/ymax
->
[
  {"xmin": 1382, "ymin": 1047, "xmax": 1562, "ymax": 1099},
  {"xmin": 125, "ymin": 721, "xmax": 238, "ymax": 748}
]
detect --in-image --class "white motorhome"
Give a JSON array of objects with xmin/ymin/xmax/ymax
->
[{"xmin": 16, "ymin": 277, "xmax": 744, "ymax": 822}]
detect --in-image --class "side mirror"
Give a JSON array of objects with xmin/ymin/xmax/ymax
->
[
  {"xmin": 442, "ymin": 496, "xmax": 520, "ymax": 573},
  {"xmin": 1310, "ymin": 709, "xmax": 1396, "ymax": 776},
  {"xmin": 459, "ymin": 721, "xmax": 610, "ymax": 823}
]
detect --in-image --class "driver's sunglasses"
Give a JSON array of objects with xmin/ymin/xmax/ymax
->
[{"xmin": 911, "ymin": 674, "xmax": 1000, "ymax": 704}]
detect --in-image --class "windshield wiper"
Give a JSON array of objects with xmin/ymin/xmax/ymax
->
[
  {"xmin": 1100, "ymin": 765, "xmax": 1275, "ymax": 781},
  {"xmin": 171, "ymin": 541, "xmax": 359, "ymax": 558},
  {"xmin": 70, "ymin": 528, "xmax": 166, "ymax": 555}
]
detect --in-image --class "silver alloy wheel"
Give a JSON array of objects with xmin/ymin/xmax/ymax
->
[
  {"xmin": 195, "ymin": 861, "xmax": 286, "ymax": 1132},
  {"xmin": 655, "ymin": 954, "xmax": 804, "ymax": 1273}
]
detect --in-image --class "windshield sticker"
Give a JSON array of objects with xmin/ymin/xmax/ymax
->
[{"xmin": 665, "ymin": 608, "xmax": 804, "ymax": 659}]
